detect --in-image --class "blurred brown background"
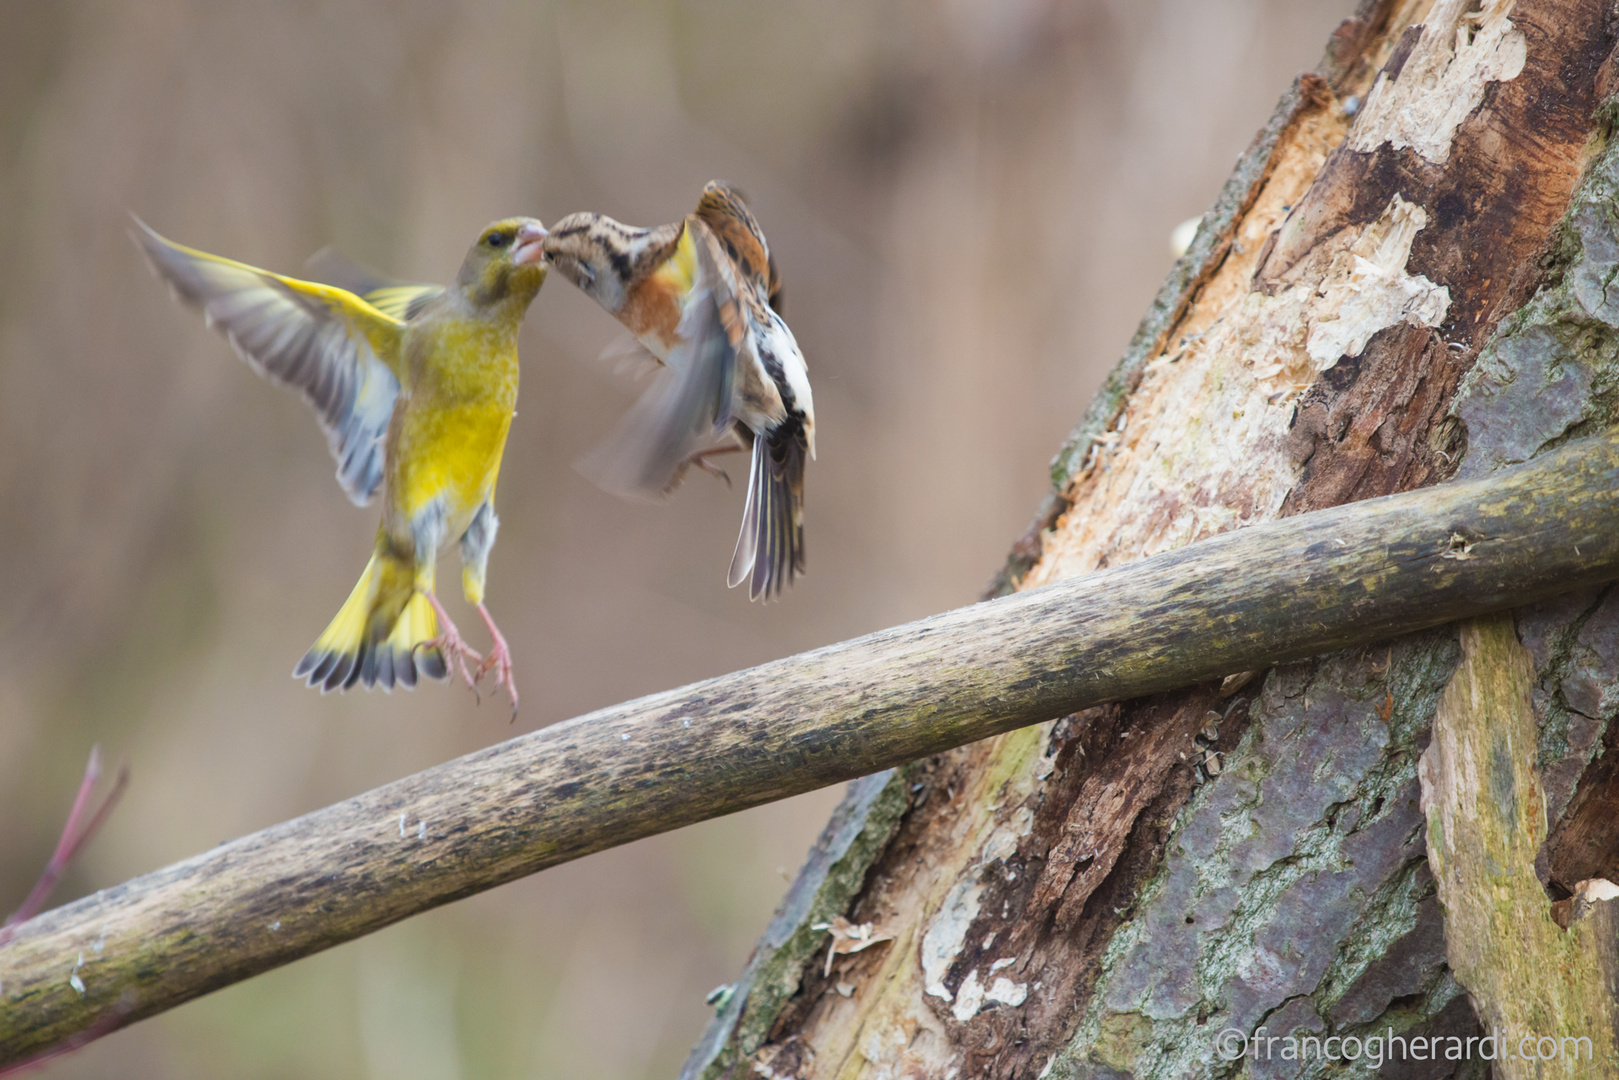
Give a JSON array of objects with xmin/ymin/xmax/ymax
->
[{"xmin": 0, "ymin": 1, "xmax": 1346, "ymax": 1076}]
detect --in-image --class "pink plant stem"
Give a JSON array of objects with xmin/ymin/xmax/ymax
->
[
  {"xmin": 2, "ymin": 746, "xmax": 129, "ymax": 944},
  {"xmin": 0, "ymin": 747, "xmax": 133, "ymax": 1073}
]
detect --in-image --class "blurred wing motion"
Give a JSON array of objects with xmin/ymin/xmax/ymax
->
[
  {"xmin": 305, "ymin": 247, "xmax": 445, "ymax": 321},
  {"xmin": 134, "ymin": 218, "xmax": 406, "ymax": 505},
  {"xmin": 598, "ymin": 331, "xmax": 666, "ymax": 385},
  {"xmin": 576, "ymin": 223, "xmax": 740, "ymax": 500},
  {"xmin": 362, "ymin": 283, "xmax": 444, "ymax": 322}
]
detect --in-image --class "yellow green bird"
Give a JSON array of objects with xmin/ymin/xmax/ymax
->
[{"xmin": 134, "ymin": 216, "xmax": 548, "ymax": 709}]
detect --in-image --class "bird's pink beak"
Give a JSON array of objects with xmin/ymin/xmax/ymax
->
[{"xmin": 513, "ymin": 221, "xmax": 548, "ymax": 266}]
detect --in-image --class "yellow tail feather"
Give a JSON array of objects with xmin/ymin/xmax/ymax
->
[{"xmin": 292, "ymin": 551, "xmax": 447, "ymax": 692}]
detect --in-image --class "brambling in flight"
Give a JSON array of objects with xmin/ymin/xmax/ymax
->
[{"xmin": 542, "ymin": 182, "xmax": 813, "ymax": 599}]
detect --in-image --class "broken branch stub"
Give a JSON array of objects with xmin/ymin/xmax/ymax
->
[{"xmin": 1420, "ymin": 615, "xmax": 1618, "ymax": 1076}]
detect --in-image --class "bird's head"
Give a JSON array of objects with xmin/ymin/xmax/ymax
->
[
  {"xmin": 456, "ymin": 217, "xmax": 548, "ymax": 313},
  {"xmin": 541, "ymin": 212, "xmax": 682, "ymax": 315}
]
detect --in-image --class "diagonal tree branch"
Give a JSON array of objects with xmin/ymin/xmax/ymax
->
[{"xmin": 4, "ymin": 427, "xmax": 1619, "ymax": 1062}]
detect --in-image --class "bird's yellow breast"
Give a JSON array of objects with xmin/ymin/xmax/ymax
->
[{"xmin": 386, "ymin": 315, "xmax": 521, "ymax": 537}]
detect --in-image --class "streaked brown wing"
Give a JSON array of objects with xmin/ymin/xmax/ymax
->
[{"xmin": 693, "ymin": 181, "xmax": 774, "ymax": 301}]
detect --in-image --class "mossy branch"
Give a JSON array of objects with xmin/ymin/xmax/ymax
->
[
  {"xmin": 6, "ymin": 430, "xmax": 1619, "ymax": 1061},
  {"xmin": 1421, "ymin": 616, "xmax": 1619, "ymax": 1075}
]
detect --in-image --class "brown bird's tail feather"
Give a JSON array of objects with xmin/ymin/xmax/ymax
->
[
  {"xmin": 291, "ymin": 546, "xmax": 448, "ymax": 692},
  {"xmin": 728, "ymin": 422, "xmax": 806, "ymax": 601}
]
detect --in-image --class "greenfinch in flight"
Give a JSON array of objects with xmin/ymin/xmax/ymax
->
[
  {"xmin": 134, "ymin": 216, "xmax": 548, "ymax": 709},
  {"xmin": 541, "ymin": 182, "xmax": 814, "ymax": 600}
]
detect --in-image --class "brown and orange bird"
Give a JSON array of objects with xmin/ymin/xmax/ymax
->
[{"xmin": 541, "ymin": 182, "xmax": 813, "ymax": 599}]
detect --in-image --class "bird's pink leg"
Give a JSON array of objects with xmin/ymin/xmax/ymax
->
[
  {"xmin": 423, "ymin": 591, "xmax": 484, "ymax": 693},
  {"xmin": 474, "ymin": 602, "xmax": 519, "ymax": 717}
]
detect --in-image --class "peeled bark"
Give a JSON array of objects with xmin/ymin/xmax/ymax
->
[{"xmin": 690, "ymin": 2, "xmax": 1619, "ymax": 1077}]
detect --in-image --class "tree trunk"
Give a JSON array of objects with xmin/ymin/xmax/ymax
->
[{"xmin": 687, "ymin": 1, "xmax": 1619, "ymax": 1077}]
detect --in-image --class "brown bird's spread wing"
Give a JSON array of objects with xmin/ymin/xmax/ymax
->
[
  {"xmin": 134, "ymin": 218, "xmax": 406, "ymax": 506},
  {"xmin": 575, "ymin": 221, "xmax": 745, "ymax": 500},
  {"xmin": 597, "ymin": 331, "xmax": 667, "ymax": 385}
]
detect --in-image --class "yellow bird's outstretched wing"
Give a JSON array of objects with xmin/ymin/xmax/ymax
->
[
  {"xmin": 133, "ymin": 218, "xmax": 407, "ymax": 506},
  {"xmin": 361, "ymin": 284, "xmax": 443, "ymax": 321},
  {"xmin": 303, "ymin": 246, "xmax": 445, "ymax": 322}
]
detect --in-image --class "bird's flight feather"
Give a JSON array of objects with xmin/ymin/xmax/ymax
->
[
  {"xmin": 133, "ymin": 218, "xmax": 405, "ymax": 506},
  {"xmin": 303, "ymin": 247, "xmax": 445, "ymax": 322}
]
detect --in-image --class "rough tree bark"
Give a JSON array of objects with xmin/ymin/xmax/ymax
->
[{"xmin": 688, "ymin": 1, "xmax": 1619, "ymax": 1077}]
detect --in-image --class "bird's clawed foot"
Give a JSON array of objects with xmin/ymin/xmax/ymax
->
[
  {"xmin": 691, "ymin": 457, "xmax": 731, "ymax": 488},
  {"xmin": 687, "ymin": 444, "xmax": 742, "ymax": 489},
  {"xmin": 474, "ymin": 602, "xmax": 519, "ymax": 718},
  {"xmin": 422, "ymin": 591, "xmax": 485, "ymax": 694}
]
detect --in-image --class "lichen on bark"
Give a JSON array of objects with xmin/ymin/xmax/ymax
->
[
  {"xmin": 1451, "ymin": 131, "xmax": 1619, "ymax": 863},
  {"xmin": 1418, "ymin": 615, "xmax": 1618, "ymax": 1078},
  {"xmin": 691, "ymin": 1, "xmax": 1619, "ymax": 1076},
  {"xmin": 1052, "ymin": 634, "xmax": 1461, "ymax": 1079},
  {"xmin": 1050, "ymin": 45, "xmax": 1619, "ymax": 1074}
]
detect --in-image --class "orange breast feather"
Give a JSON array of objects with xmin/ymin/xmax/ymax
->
[{"xmin": 619, "ymin": 269, "xmax": 687, "ymax": 358}]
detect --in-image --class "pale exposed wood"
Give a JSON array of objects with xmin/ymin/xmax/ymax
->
[
  {"xmin": 737, "ymin": 0, "xmax": 1619, "ymax": 1073},
  {"xmin": 1418, "ymin": 615, "xmax": 1619, "ymax": 1076},
  {"xmin": 4, "ymin": 430, "xmax": 1619, "ymax": 1062}
]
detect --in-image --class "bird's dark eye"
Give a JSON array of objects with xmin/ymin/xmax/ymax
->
[{"xmin": 487, "ymin": 232, "xmax": 510, "ymax": 248}]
